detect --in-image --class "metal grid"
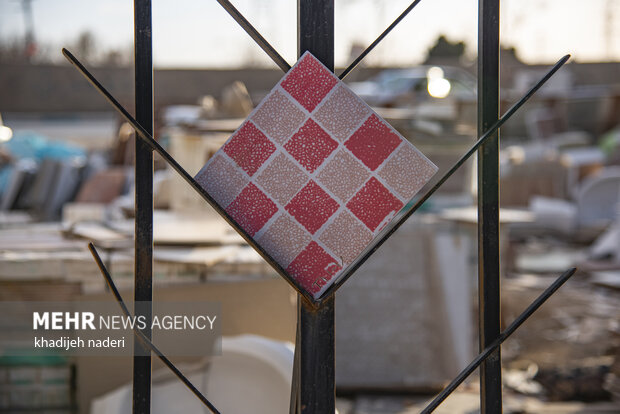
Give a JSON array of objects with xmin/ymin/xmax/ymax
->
[{"xmin": 61, "ymin": 0, "xmax": 576, "ymax": 413}]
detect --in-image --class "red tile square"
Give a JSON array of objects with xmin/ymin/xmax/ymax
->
[
  {"xmin": 284, "ymin": 119, "xmax": 338, "ymax": 173},
  {"xmin": 281, "ymin": 53, "xmax": 338, "ymax": 112},
  {"xmin": 285, "ymin": 181, "xmax": 339, "ymax": 234},
  {"xmin": 344, "ymin": 114, "xmax": 401, "ymax": 171},
  {"xmin": 346, "ymin": 177, "xmax": 404, "ymax": 232},
  {"xmin": 223, "ymin": 121, "xmax": 276, "ymax": 176},
  {"xmin": 286, "ymin": 241, "xmax": 342, "ymax": 295},
  {"xmin": 226, "ymin": 183, "xmax": 278, "ymax": 236}
]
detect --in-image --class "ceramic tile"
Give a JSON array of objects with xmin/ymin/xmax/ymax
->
[
  {"xmin": 194, "ymin": 51, "xmax": 437, "ymax": 299},
  {"xmin": 379, "ymin": 144, "xmax": 438, "ymax": 199},
  {"xmin": 285, "ymin": 180, "xmax": 339, "ymax": 235},
  {"xmin": 286, "ymin": 241, "xmax": 342, "ymax": 295},
  {"xmin": 316, "ymin": 150, "xmax": 369, "ymax": 202},
  {"xmin": 314, "ymin": 84, "xmax": 370, "ymax": 142},
  {"xmin": 284, "ymin": 119, "xmax": 338, "ymax": 173},
  {"xmin": 225, "ymin": 183, "xmax": 278, "ymax": 237},
  {"xmin": 281, "ymin": 53, "xmax": 338, "ymax": 112},
  {"xmin": 319, "ymin": 211, "xmax": 373, "ymax": 265},
  {"xmin": 223, "ymin": 121, "xmax": 276, "ymax": 176},
  {"xmin": 346, "ymin": 177, "xmax": 404, "ymax": 232},
  {"xmin": 256, "ymin": 152, "xmax": 308, "ymax": 205},
  {"xmin": 251, "ymin": 90, "xmax": 307, "ymax": 144},
  {"xmin": 195, "ymin": 154, "xmax": 248, "ymax": 208},
  {"xmin": 344, "ymin": 114, "xmax": 401, "ymax": 171},
  {"xmin": 256, "ymin": 214, "xmax": 311, "ymax": 268}
]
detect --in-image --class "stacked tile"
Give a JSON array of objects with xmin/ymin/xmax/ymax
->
[{"xmin": 195, "ymin": 52, "xmax": 437, "ymax": 298}]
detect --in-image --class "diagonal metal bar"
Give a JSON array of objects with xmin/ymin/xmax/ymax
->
[
  {"xmin": 420, "ymin": 267, "xmax": 577, "ymax": 413},
  {"xmin": 215, "ymin": 0, "xmax": 291, "ymax": 72},
  {"xmin": 61, "ymin": 48, "xmax": 317, "ymax": 305},
  {"xmin": 88, "ymin": 243, "xmax": 221, "ymax": 414},
  {"xmin": 338, "ymin": 0, "xmax": 424, "ymax": 80},
  {"xmin": 324, "ymin": 54, "xmax": 571, "ymax": 300}
]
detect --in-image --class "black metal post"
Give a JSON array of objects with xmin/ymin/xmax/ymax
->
[
  {"xmin": 297, "ymin": 295, "xmax": 336, "ymax": 413},
  {"xmin": 133, "ymin": 0, "xmax": 153, "ymax": 412},
  {"xmin": 477, "ymin": 0, "xmax": 502, "ymax": 413},
  {"xmin": 296, "ymin": 1, "xmax": 335, "ymax": 412}
]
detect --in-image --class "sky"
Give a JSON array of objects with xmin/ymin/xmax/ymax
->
[{"xmin": 0, "ymin": 0, "xmax": 618, "ymax": 68}]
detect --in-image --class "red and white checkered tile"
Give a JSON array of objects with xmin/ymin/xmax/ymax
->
[{"xmin": 194, "ymin": 52, "xmax": 438, "ymax": 298}]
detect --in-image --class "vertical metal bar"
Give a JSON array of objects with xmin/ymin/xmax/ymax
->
[
  {"xmin": 289, "ymin": 321, "xmax": 300, "ymax": 414},
  {"xmin": 477, "ymin": 0, "xmax": 502, "ymax": 413},
  {"xmin": 297, "ymin": 297, "xmax": 335, "ymax": 413},
  {"xmin": 296, "ymin": 1, "xmax": 335, "ymax": 412},
  {"xmin": 133, "ymin": 0, "xmax": 153, "ymax": 412}
]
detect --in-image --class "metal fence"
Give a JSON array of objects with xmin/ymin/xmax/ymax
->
[{"xmin": 64, "ymin": 0, "xmax": 575, "ymax": 413}]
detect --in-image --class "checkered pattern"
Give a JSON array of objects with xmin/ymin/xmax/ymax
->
[{"xmin": 194, "ymin": 52, "xmax": 438, "ymax": 298}]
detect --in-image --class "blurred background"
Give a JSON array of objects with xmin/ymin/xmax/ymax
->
[{"xmin": 0, "ymin": 0, "xmax": 619, "ymax": 413}]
